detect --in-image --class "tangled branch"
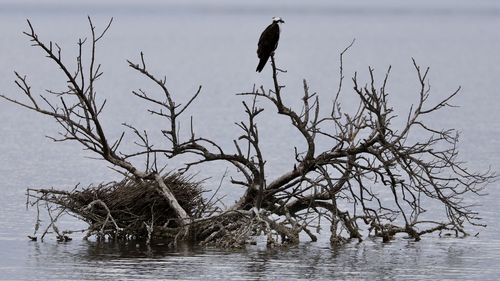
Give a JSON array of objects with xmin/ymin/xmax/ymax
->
[{"xmin": 2, "ymin": 19, "xmax": 495, "ymax": 247}]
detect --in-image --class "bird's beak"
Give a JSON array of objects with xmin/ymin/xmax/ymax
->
[{"xmin": 280, "ymin": 20, "xmax": 285, "ymax": 23}]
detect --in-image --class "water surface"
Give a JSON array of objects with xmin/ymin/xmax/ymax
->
[{"xmin": 1, "ymin": 1, "xmax": 500, "ymax": 280}]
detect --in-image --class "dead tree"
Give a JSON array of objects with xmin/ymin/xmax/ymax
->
[{"xmin": 1, "ymin": 19, "xmax": 495, "ymax": 247}]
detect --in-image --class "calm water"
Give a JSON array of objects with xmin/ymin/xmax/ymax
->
[{"xmin": 1, "ymin": 1, "xmax": 500, "ymax": 280}]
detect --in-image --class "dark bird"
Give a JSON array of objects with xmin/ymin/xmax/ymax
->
[{"xmin": 256, "ymin": 17, "xmax": 285, "ymax": 72}]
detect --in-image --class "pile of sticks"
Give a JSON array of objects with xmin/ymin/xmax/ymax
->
[{"xmin": 27, "ymin": 173, "xmax": 204, "ymax": 241}]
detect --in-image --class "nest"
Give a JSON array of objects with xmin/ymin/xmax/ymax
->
[
  {"xmin": 28, "ymin": 173, "xmax": 204, "ymax": 240},
  {"xmin": 28, "ymin": 174, "xmax": 303, "ymax": 246}
]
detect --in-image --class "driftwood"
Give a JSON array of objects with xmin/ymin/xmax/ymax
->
[{"xmin": 3, "ymin": 18, "xmax": 496, "ymax": 247}]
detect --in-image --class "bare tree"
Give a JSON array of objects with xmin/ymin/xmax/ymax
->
[{"xmin": 2, "ymin": 19, "xmax": 495, "ymax": 247}]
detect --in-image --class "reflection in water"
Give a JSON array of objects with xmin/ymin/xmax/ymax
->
[{"xmin": 0, "ymin": 237, "xmax": 490, "ymax": 280}]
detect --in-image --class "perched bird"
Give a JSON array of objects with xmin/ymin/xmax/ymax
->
[{"xmin": 256, "ymin": 17, "xmax": 285, "ymax": 72}]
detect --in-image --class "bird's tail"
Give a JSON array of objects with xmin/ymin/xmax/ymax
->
[{"xmin": 256, "ymin": 58, "xmax": 268, "ymax": 72}]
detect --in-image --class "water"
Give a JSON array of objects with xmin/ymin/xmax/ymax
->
[{"xmin": 1, "ymin": 1, "xmax": 500, "ymax": 280}]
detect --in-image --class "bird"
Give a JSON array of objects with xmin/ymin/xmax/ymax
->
[{"xmin": 256, "ymin": 17, "xmax": 285, "ymax": 72}]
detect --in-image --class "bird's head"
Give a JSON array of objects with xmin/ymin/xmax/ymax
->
[{"xmin": 272, "ymin": 17, "xmax": 285, "ymax": 24}]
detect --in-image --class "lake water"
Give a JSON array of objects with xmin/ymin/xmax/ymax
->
[{"xmin": 1, "ymin": 1, "xmax": 500, "ymax": 280}]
